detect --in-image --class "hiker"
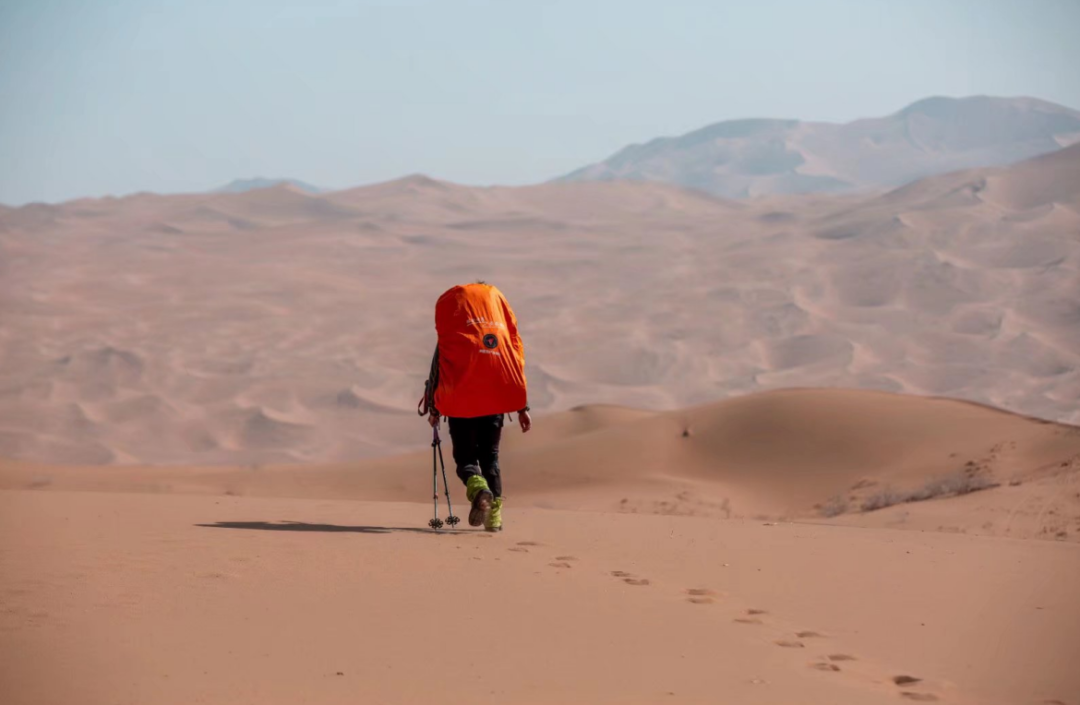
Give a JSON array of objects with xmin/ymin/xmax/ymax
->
[{"xmin": 420, "ymin": 282, "xmax": 531, "ymax": 532}]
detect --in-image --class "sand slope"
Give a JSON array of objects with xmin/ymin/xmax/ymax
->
[
  {"xmin": 4, "ymin": 389, "xmax": 1079, "ymax": 541},
  {"xmin": 2, "ymin": 390, "xmax": 1079, "ymax": 704},
  {"xmin": 1, "ymin": 145, "xmax": 1078, "ymax": 466},
  {"xmin": 1, "ymin": 489, "xmax": 1077, "ymax": 705}
]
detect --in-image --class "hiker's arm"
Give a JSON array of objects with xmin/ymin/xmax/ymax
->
[{"xmin": 424, "ymin": 345, "xmax": 440, "ymax": 426}]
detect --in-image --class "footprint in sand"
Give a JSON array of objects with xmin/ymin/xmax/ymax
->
[
  {"xmin": 554, "ymin": 555, "xmax": 577, "ymax": 561},
  {"xmin": 796, "ymin": 630, "xmax": 826, "ymax": 639},
  {"xmin": 517, "ymin": 541, "xmax": 542, "ymax": 547},
  {"xmin": 893, "ymin": 675, "xmax": 922, "ymax": 686},
  {"xmin": 827, "ymin": 654, "xmax": 856, "ymax": 662},
  {"xmin": 735, "ymin": 609, "xmax": 766, "ymax": 624},
  {"xmin": 609, "ymin": 570, "xmax": 650, "ymax": 586},
  {"xmin": 774, "ymin": 640, "xmax": 805, "ymax": 648},
  {"xmin": 549, "ymin": 562, "xmax": 573, "ymax": 569},
  {"xmin": 810, "ymin": 662, "xmax": 841, "ymax": 672},
  {"xmin": 507, "ymin": 547, "xmax": 529, "ymax": 553},
  {"xmin": 684, "ymin": 588, "xmax": 716, "ymax": 604}
]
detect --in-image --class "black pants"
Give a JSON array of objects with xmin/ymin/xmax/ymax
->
[{"xmin": 447, "ymin": 414, "xmax": 504, "ymax": 498}]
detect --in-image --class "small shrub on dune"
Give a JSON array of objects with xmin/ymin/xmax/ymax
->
[
  {"xmin": 860, "ymin": 488, "xmax": 905, "ymax": 512},
  {"xmin": 942, "ymin": 472, "xmax": 996, "ymax": 495},
  {"xmin": 906, "ymin": 479, "xmax": 946, "ymax": 503},
  {"xmin": 819, "ymin": 495, "xmax": 849, "ymax": 517},
  {"xmin": 860, "ymin": 472, "xmax": 998, "ymax": 513}
]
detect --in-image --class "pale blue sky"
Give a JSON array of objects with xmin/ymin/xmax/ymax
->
[{"xmin": 1, "ymin": 0, "xmax": 1078, "ymax": 204}]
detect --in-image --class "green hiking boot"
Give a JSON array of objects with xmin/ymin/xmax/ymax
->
[
  {"xmin": 484, "ymin": 497, "xmax": 503, "ymax": 532},
  {"xmin": 465, "ymin": 476, "xmax": 493, "ymax": 527}
]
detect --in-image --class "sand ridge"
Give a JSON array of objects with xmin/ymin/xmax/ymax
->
[
  {"xmin": 4, "ymin": 388, "xmax": 1079, "ymax": 542},
  {"xmin": 1, "ymin": 146, "xmax": 1079, "ymax": 466}
]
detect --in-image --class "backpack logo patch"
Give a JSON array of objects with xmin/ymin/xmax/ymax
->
[{"xmin": 483, "ymin": 334, "xmax": 499, "ymax": 349}]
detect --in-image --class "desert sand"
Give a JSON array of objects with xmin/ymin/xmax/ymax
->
[
  {"xmin": 1, "ymin": 145, "xmax": 1079, "ymax": 468},
  {"xmin": 2, "ymin": 388, "xmax": 1079, "ymax": 704},
  {"xmin": 2, "ymin": 118, "xmax": 1079, "ymax": 704}
]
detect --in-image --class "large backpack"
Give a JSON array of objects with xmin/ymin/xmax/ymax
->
[{"xmin": 418, "ymin": 283, "xmax": 527, "ymax": 419}]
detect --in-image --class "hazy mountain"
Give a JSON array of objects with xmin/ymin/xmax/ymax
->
[
  {"xmin": 213, "ymin": 177, "xmax": 324, "ymax": 194},
  {"xmin": 559, "ymin": 96, "xmax": 1080, "ymax": 197}
]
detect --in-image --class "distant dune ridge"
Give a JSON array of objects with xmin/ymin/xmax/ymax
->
[
  {"xmin": 559, "ymin": 96, "xmax": 1080, "ymax": 197},
  {"xmin": 0, "ymin": 105, "xmax": 1079, "ymax": 466},
  {"xmin": 5, "ymin": 388, "xmax": 1078, "ymax": 542},
  {"xmin": 212, "ymin": 177, "xmax": 325, "ymax": 194}
]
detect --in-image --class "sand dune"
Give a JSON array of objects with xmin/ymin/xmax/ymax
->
[
  {"xmin": 2, "ymin": 152, "xmax": 1078, "ymax": 700},
  {"xmin": 2, "ymin": 387, "xmax": 1079, "ymax": 704},
  {"xmin": 1, "ymin": 145, "xmax": 1079, "ymax": 466},
  {"xmin": 4, "ymin": 388, "xmax": 1078, "ymax": 540},
  {"xmin": 4, "ymin": 90, "xmax": 1079, "ymax": 705}
]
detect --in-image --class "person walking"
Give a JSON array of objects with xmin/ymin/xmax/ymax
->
[{"xmin": 421, "ymin": 282, "xmax": 531, "ymax": 532}]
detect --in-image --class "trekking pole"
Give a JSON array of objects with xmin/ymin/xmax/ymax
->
[
  {"xmin": 429, "ymin": 426, "xmax": 444, "ymax": 530},
  {"xmin": 434, "ymin": 426, "xmax": 460, "ymax": 528}
]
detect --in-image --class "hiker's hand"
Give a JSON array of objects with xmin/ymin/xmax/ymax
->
[
  {"xmin": 518, "ymin": 410, "xmax": 532, "ymax": 433},
  {"xmin": 428, "ymin": 412, "xmax": 440, "ymax": 428}
]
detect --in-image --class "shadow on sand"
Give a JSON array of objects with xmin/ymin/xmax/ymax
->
[{"xmin": 196, "ymin": 520, "xmax": 477, "ymax": 535}]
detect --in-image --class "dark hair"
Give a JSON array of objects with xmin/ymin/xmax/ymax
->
[{"xmin": 474, "ymin": 279, "xmax": 488, "ymax": 285}]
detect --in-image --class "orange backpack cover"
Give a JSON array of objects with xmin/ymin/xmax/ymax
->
[{"xmin": 433, "ymin": 283, "xmax": 527, "ymax": 418}]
